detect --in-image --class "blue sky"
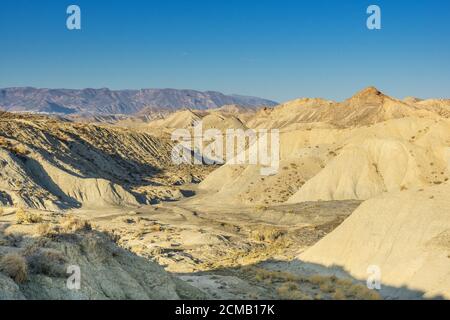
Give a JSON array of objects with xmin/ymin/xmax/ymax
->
[{"xmin": 1, "ymin": 0, "xmax": 449, "ymax": 102}]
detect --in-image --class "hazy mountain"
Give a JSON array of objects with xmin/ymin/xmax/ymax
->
[{"xmin": 0, "ymin": 87, "xmax": 277, "ymax": 115}]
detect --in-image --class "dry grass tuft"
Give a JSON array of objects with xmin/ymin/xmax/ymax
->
[
  {"xmin": 277, "ymin": 282, "xmax": 311, "ymax": 300},
  {"xmin": 307, "ymin": 274, "xmax": 381, "ymax": 300},
  {"xmin": 333, "ymin": 288, "xmax": 346, "ymax": 300},
  {"xmin": 36, "ymin": 222, "xmax": 58, "ymax": 238},
  {"xmin": 16, "ymin": 208, "xmax": 43, "ymax": 224},
  {"xmin": 346, "ymin": 283, "xmax": 381, "ymax": 300},
  {"xmin": 149, "ymin": 223, "xmax": 163, "ymax": 232},
  {"xmin": 0, "ymin": 253, "xmax": 28, "ymax": 283},
  {"xmin": 251, "ymin": 270, "xmax": 382, "ymax": 301},
  {"xmin": 249, "ymin": 267, "xmax": 302, "ymax": 284}
]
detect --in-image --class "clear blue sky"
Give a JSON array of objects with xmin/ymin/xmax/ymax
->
[{"xmin": 1, "ymin": 0, "xmax": 449, "ymax": 102}]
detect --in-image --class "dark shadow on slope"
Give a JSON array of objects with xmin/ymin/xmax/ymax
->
[
  {"xmin": 174, "ymin": 259, "xmax": 447, "ymax": 300},
  {"xmin": 21, "ymin": 157, "xmax": 81, "ymax": 208},
  {"xmin": 1, "ymin": 126, "xmax": 164, "ymax": 187},
  {"xmin": 1, "ymin": 128, "xmax": 167, "ymax": 206},
  {"xmin": 180, "ymin": 190, "xmax": 196, "ymax": 198}
]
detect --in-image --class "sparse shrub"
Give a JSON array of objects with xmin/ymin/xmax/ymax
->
[
  {"xmin": 333, "ymin": 288, "xmax": 346, "ymax": 300},
  {"xmin": 27, "ymin": 249, "xmax": 67, "ymax": 277},
  {"xmin": 335, "ymin": 278, "xmax": 354, "ymax": 287},
  {"xmin": 10, "ymin": 144, "xmax": 29, "ymax": 156},
  {"xmin": 319, "ymin": 282, "xmax": 334, "ymax": 293},
  {"xmin": 364, "ymin": 290, "xmax": 382, "ymax": 300},
  {"xmin": 251, "ymin": 267, "xmax": 301, "ymax": 284},
  {"xmin": 346, "ymin": 283, "xmax": 381, "ymax": 300},
  {"xmin": 277, "ymin": 282, "xmax": 310, "ymax": 300},
  {"xmin": 0, "ymin": 253, "xmax": 28, "ymax": 283},
  {"xmin": 309, "ymin": 274, "xmax": 328, "ymax": 285},
  {"xmin": 149, "ymin": 223, "xmax": 162, "ymax": 232},
  {"xmin": 250, "ymin": 227, "xmax": 286, "ymax": 243},
  {"xmin": 0, "ymin": 136, "xmax": 8, "ymax": 147},
  {"xmin": 36, "ymin": 222, "xmax": 58, "ymax": 238},
  {"xmin": 16, "ymin": 208, "xmax": 43, "ymax": 224},
  {"xmin": 61, "ymin": 215, "xmax": 91, "ymax": 233}
]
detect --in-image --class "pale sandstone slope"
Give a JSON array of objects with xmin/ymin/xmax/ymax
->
[
  {"xmin": 299, "ymin": 183, "xmax": 450, "ymax": 299},
  {"xmin": 288, "ymin": 117, "xmax": 450, "ymax": 203},
  {"xmin": 199, "ymin": 116, "xmax": 450, "ymax": 205},
  {"xmin": 147, "ymin": 108, "xmax": 249, "ymax": 133}
]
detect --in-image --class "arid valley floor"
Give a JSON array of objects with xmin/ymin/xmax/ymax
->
[{"xmin": 1, "ymin": 87, "xmax": 450, "ymax": 300}]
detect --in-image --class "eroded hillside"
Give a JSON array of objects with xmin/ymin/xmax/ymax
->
[{"xmin": 0, "ymin": 112, "xmax": 212, "ymax": 210}]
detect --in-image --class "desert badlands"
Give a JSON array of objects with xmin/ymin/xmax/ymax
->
[{"xmin": 0, "ymin": 86, "xmax": 449, "ymax": 300}]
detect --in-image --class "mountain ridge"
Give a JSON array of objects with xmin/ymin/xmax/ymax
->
[
  {"xmin": 245, "ymin": 86, "xmax": 450, "ymax": 129},
  {"xmin": 0, "ymin": 87, "xmax": 278, "ymax": 115}
]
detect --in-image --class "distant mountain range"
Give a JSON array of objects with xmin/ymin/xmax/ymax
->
[{"xmin": 0, "ymin": 87, "xmax": 278, "ymax": 115}]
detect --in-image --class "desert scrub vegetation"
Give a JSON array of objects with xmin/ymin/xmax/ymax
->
[
  {"xmin": 16, "ymin": 208, "xmax": 43, "ymax": 224},
  {"xmin": 61, "ymin": 215, "xmax": 92, "ymax": 233},
  {"xmin": 200, "ymin": 237, "xmax": 294, "ymax": 271},
  {"xmin": 0, "ymin": 253, "xmax": 28, "ymax": 283},
  {"xmin": 246, "ymin": 268, "xmax": 381, "ymax": 300},
  {"xmin": 25, "ymin": 248, "xmax": 67, "ymax": 277},
  {"xmin": 277, "ymin": 281, "xmax": 312, "ymax": 300},
  {"xmin": 248, "ymin": 267, "xmax": 301, "ymax": 284},
  {"xmin": 250, "ymin": 226, "xmax": 286, "ymax": 243},
  {"xmin": 0, "ymin": 137, "xmax": 30, "ymax": 156},
  {"xmin": 10, "ymin": 144, "xmax": 30, "ymax": 156},
  {"xmin": 36, "ymin": 222, "xmax": 59, "ymax": 238},
  {"xmin": 0, "ymin": 136, "xmax": 7, "ymax": 147},
  {"xmin": 307, "ymin": 274, "xmax": 381, "ymax": 300}
]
